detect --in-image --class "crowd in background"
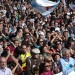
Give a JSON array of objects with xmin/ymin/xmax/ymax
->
[{"xmin": 0, "ymin": 0, "xmax": 75, "ymax": 75}]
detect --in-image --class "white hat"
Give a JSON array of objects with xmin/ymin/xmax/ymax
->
[
  {"xmin": 32, "ymin": 48, "xmax": 40, "ymax": 54},
  {"xmin": 38, "ymin": 31, "xmax": 45, "ymax": 36},
  {"xmin": 55, "ymin": 27, "xmax": 60, "ymax": 32}
]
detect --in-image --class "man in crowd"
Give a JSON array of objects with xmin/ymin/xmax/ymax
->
[
  {"xmin": 26, "ymin": 48, "xmax": 40, "ymax": 75},
  {"xmin": 0, "ymin": 56, "xmax": 12, "ymax": 75},
  {"xmin": 59, "ymin": 48, "xmax": 75, "ymax": 75}
]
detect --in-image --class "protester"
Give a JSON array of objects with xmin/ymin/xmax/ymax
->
[
  {"xmin": 26, "ymin": 48, "xmax": 40, "ymax": 75},
  {"xmin": 40, "ymin": 62, "xmax": 53, "ymax": 75},
  {"xmin": 59, "ymin": 48, "xmax": 75, "ymax": 75},
  {"xmin": 0, "ymin": 56, "xmax": 12, "ymax": 75}
]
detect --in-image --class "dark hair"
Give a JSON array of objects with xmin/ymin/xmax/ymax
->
[
  {"xmin": 14, "ymin": 46, "xmax": 22, "ymax": 58},
  {"xmin": 8, "ymin": 61, "xmax": 16, "ymax": 69},
  {"xmin": 1, "ymin": 51, "xmax": 8, "ymax": 57},
  {"xmin": 65, "ymin": 37, "xmax": 74, "ymax": 48}
]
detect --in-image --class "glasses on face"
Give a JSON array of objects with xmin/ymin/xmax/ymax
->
[{"xmin": 47, "ymin": 60, "xmax": 52, "ymax": 62}]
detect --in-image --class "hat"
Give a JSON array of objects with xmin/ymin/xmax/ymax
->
[
  {"xmin": 38, "ymin": 31, "xmax": 45, "ymax": 36},
  {"xmin": 32, "ymin": 48, "xmax": 40, "ymax": 54},
  {"xmin": 55, "ymin": 28, "xmax": 60, "ymax": 32}
]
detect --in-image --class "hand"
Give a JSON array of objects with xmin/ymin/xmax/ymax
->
[
  {"xmin": 15, "ymin": 58, "xmax": 18, "ymax": 64},
  {"xmin": 10, "ymin": 41, "xmax": 14, "ymax": 44},
  {"xmin": 7, "ymin": 47, "xmax": 10, "ymax": 55},
  {"xmin": 1, "ymin": 33, "xmax": 6, "ymax": 37},
  {"xmin": 4, "ymin": 42, "xmax": 8, "ymax": 48},
  {"xmin": 55, "ymin": 34, "xmax": 58, "ymax": 37},
  {"xmin": 55, "ymin": 67, "xmax": 60, "ymax": 72},
  {"xmin": 51, "ymin": 32, "xmax": 55, "ymax": 35},
  {"xmin": 10, "ymin": 51, "xmax": 14, "ymax": 56}
]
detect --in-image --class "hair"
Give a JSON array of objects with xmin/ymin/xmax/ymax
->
[
  {"xmin": 14, "ymin": 46, "xmax": 22, "ymax": 58},
  {"xmin": 13, "ymin": 39, "xmax": 18, "ymax": 43},
  {"xmin": 62, "ymin": 48, "xmax": 70, "ymax": 56},
  {"xmin": 44, "ymin": 53, "xmax": 53, "ymax": 62},
  {"xmin": 8, "ymin": 61, "xmax": 16, "ymax": 69}
]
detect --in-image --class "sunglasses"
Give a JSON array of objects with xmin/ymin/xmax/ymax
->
[{"xmin": 47, "ymin": 60, "xmax": 52, "ymax": 62}]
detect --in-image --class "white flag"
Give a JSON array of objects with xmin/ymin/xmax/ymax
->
[
  {"xmin": 31, "ymin": 0, "xmax": 60, "ymax": 17},
  {"xmin": 69, "ymin": 4, "xmax": 75, "ymax": 11}
]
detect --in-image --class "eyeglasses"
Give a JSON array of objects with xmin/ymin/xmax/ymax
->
[{"xmin": 47, "ymin": 60, "xmax": 52, "ymax": 62}]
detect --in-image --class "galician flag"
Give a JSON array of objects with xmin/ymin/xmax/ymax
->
[
  {"xmin": 69, "ymin": 4, "xmax": 75, "ymax": 11},
  {"xmin": 31, "ymin": 0, "xmax": 60, "ymax": 17}
]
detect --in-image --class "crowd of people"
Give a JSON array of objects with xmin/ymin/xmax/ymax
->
[{"xmin": 0, "ymin": 0, "xmax": 75, "ymax": 75}]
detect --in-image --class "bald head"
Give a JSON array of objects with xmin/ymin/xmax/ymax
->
[
  {"xmin": 0, "ymin": 57, "xmax": 7, "ymax": 69},
  {"xmin": 0, "ymin": 57, "xmax": 6, "ymax": 62}
]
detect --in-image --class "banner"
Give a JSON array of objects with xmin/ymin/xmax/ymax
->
[
  {"xmin": 31, "ymin": 0, "xmax": 60, "ymax": 17},
  {"xmin": 69, "ymin": 4, "xmax": 75, "ymax": 11}
]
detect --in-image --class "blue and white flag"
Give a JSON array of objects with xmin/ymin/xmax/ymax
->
[
  {"xmin": 69, "ymin": 4, "xmax": 75, "ymax": 11},
  {"xmin": 31, "ymin": 0, "xmax": 60, "ymax": 17}
]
